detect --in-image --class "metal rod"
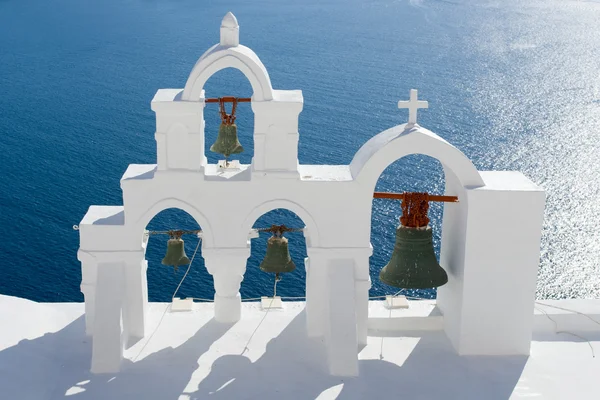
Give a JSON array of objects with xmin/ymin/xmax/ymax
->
[
  {"xmin": 257, "ymin": 224, "xmax": 304, "ymax": 234},
  {"xmin": 147, "ymin": 229, "xmax": 202, "ymax": 236},
  {"xmin": 205, "ymin": 97, "xmax": 252, "ymax": 104},
  {"xmin": 373, "ymin": 192, "xmax": 458, "ymax": 202}
]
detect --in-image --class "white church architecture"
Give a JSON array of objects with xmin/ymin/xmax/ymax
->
[{"xmin": 77, "ymin": 13, "xmax": 546, "ymax": 376}]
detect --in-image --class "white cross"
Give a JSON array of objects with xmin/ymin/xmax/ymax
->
[{"xmin": 397, "ymin": 89, "xmax": 428, "ymax": 125}]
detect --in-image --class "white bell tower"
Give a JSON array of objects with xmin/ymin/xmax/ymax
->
[{"xmin": 78, "ymin": 13, "xmax": 546, "ymax": 377}]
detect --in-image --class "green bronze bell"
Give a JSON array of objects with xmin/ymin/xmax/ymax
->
[
  {"xmin": 210, "ymin": 122, "xmax": 244, "ymax": 158},
  {"xmin": 162, "ymin": 238, "xmax": 191, "ymax": 268},
  {"xmin": 260, "ymin": 235, "xmax": 296, "ymax": 274},
  {"xmin": 210, "ymin": 98, "xmax": 244, "ymax": 159},
  {"xmin": 379, "ymin": 225, "xmax": 448, "ymax": 289}
]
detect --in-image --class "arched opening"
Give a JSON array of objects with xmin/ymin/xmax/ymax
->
[
  {"xmin": 242, "ymin": 208, "xmax": 308, "ymax": 300},
  {"xmin": 202, "ymin": 68, "xmax": 254, "ymax": 166},
  {"xmin": 369, "ymin": 154, "xmax": 446, "ymax": 300},
  {"xmin": 144, "ymin": 208, "xmax": 212, "ymax": 302}
]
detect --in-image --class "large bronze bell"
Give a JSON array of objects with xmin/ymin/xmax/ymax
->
[
  {"xmin": 260, "ymin": 235, "xmax": 296, "ymax": 274},
  {"xmin": 162, "ymin": 238, "xmax": 191, "ymax": 268},
  {"xmin": 210, "ymin": 97, "xmax": 244, "ymax": 159},
  {"xmin": 379, "ymin": 225, "xmax": 448, "ymax": 289}
]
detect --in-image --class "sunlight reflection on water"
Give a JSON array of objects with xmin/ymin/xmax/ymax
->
[{"xmin": 466, "ymin": 0, "xmax": 600, "ymax": 298}]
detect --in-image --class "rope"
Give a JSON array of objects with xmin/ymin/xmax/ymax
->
[
  {"xmin": 132, "ymin": 237, "xmax": 201, "ymax": 362},
  {"xmin": 132, "ymin": 303, "xmax": 170, "ymax": 362},
  {"xmin": 172, "ymin": 238, "xmax": 202, "ymax": 301},
  {"xmin": 535, "ymin": 305, "xmax": 595, "ymax": 358},
  {"xmin": 369, "ymin": 294, "xmax": 430, "ymax": 301},
  {"xmin": 201, "ymin": 294, "xmax": 428, "ymax": 303},
  {"xmin": 379, "ymin": 289, "xmax": 403, "ymax": 360},
  {"xmin": 380, "ymin": 304, "xmax": 392, "ymax": 360},
  {"xmin": 535, "ymin": 301, "xmax": 600, "ymax": 327},
  {"xmin": 148, "ymin": 229, "xmax": 201, "ymax": 237},
  {"xmin": 241, "ymin": 296, "xmax": 308, "ymax": 302},
  {"xmin": 242, "ymin": 296, "xmax": 309, "ymax": 301},
  {"xmin": 273, "ymin": 273, "xmax": 281, "ymax": 297},
  {"xmin": 241, "ymin": 276, "xmax": 278, "ymax": 354}
]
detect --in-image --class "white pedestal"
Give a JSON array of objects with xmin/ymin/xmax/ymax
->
[
  {"xmin": 261, "ymin": 296, "xmax": 283, "ymax": 309},
  {"xmin": 214, "ymin": 294, "xmax": 242, "ymax": 323},
  {"xmin": 385, "ymin": 295, "xmax": 409, "ymax": 309},
  {"xmin": 217, "ymin": 159, "xmax": 241, "ymax": 169},
  {"xmin": 171, "ymin": 298, "xmax": 194, "ymax": 312}
]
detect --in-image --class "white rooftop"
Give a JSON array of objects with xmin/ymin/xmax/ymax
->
[{"xmin": 2, "ymin": 295, "xmax": 599, "ymax": 400}]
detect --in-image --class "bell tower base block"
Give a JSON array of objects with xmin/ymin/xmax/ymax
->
[{"xmin": 437, "ymin": 171, "xmax": 545, "ymax": 355}]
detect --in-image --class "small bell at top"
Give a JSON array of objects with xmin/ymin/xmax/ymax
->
[
  {"xmin": 162, "ymin": 236, "xmax": 191, "ymax": 272},
  {"xmin": 210, "ymin": 97, "xmax": 244, "ymax": 159}
]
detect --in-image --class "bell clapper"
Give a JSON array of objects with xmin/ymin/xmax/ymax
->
[
  {"xmin": 260, "ymin": 267, "xmax": 285, "ymax": 310},
  {"xmin": 274, "ymin": 273, "xmax": 282, "ymax": 297}
]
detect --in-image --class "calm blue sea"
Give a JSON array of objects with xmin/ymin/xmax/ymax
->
[{"xmin": 0, "ymin": 0, "xmax": 599, "ymax": 302}]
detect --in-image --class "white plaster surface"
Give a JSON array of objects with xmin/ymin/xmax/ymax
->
[
  {"xmin": 78, "ymin": 12, "xmax": 547, "ymax": 375},
  {"xmin": 1, "ymin": 295, "xmax": 600, "ymax": 400},
  {"xmin": 368, "ymin": 299, "xmax": 443, "ymax": 331}
]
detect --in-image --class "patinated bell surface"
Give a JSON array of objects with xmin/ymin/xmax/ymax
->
[
  {"xmin": 379, "ymin": 225, "xmax": 448, "ymax": 289},
  {"xmin": 260, "ymin": 236, "xmax": 296, "ymax": 274},
  {"xmin": 210, "ymin": 123, "xmax": 244, "ymax": 158},
  {"xmin": 162, "ymin": 238, "xmax": 191, "ymax": 267}
]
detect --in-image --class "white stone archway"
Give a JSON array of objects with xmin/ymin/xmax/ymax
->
[
  {"xmin": 242, "ymin": 202, "xmax": 314, "ymax": 306},
  {"xmin": 134, "ymin": 197, "xmax": 214, "ymax": 247},
  {"xmin": 78, "ymin": 12, "xmax": 545, "ymax": 378},
  {"xmin": 152, "ymin": 12, "xmax": 300, "ymax": 177},
  {"xmin": 350, "ymin": 124, "xmax": 485, "ymax": 190},
  {"xmin": 241, "ymin": 199, "xmax": 320, "ymax": 248},
  {"xmin": 182, "ymin": 12, "xmax": 274, "ymax": 102},
  {"xmin": 182, "ymin": 47, "xmax": 274, "ymax": 102}
]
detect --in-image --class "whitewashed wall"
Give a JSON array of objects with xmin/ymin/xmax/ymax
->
[{"xmin": 78, "ymin": 12, "xmax": 545, "ymax": 376}]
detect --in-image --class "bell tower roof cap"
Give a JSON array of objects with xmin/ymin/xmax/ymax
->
[
  {"xmin": 220, "ymin": 12, "xmax": 240, "ymax": 47},
  {"xmin": 221, "ymin": 12, "xmax": 238, "ymax": 28}
]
